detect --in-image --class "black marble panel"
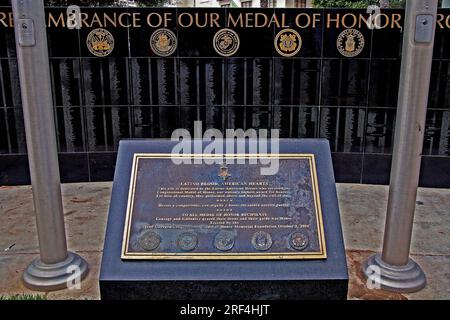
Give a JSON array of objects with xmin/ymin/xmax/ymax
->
[
  {"xmin": 434, "ymin": 10, "xmax": 450, "ymax": 60},
  {"xmin": 179, "ymin": 58, "xmax": 224, "ymax": 106},
  {"xmin": 51, "ymin": 59, "xmax": 82, "ymax": 107},
  {"xmin": 321, "ymin": 59, "xmax": 370, "ymax": 107},
  {"xmin": 55, "ymin": 106, "xmax": 85, "ymax": 153},
  {"xmin": 0, "ymin": 154, "xmax": 30, "ymax": 186},
  {"xmin": 46, "ymin": 8, "xmax": 80, "ymax": 57},
  {"xmin": 332, "ymin": 153, "xmax": 363, "ymax": 184},
  {"xmin": 0, "ymin": 8, "xmax": 15, "ymax": 58},
  {"xmin": 82, "ymin": 58, "xmax": 130, "ymax": 106},
  {"xmin": 371, "ymin": 10, "xmax": 403, "ymax": 59},
  {"xmin": 128, "ymin": 8, "xmax": 178, "ymax": 58},
  {"xmin": 0, "ymin": 107, "xmax": 25, "ymax": 155},
  {"xmin": 273, "ymin": 106, "xmax": 318, "ymax": 138},
  {"xmin": 365, "ymin": 108, "xmax": 396, "ymax": 154},
  {"xmin": 428, "ymin": 60, "xmax": 450, "ymax": 110},
  {"xmin": 274, "ymin": 9, "xmax": 323, "ymax": 58},
  {"xmin": 322, "ymin": 9, "xmax": 372, "ymax": 59},
  {"xmin": 227, "ymin": 58, "xmax": 272, "ymax": 106},
  {"xmin": 228, "ymin": 106, "xmax": 271, "ymax": 131},
  {"xmin": 424, "ymin": 109, "xmax": 450, "ymax": 156},
  {"xmin": 225, "ymin": 8, "xmax": 275, "ymax": 58},
  {"xmin": 362, "ymin": 154, "xmax": 392, "ymax": 185},
  {"xmin": 319, "ymin": 107, "xmax": 365, "ymax": 153},
  {"xmin": 79, "ymin": 8, "xmax": 130, "ymax": 58},
  {"xmin": 179, "ymin": 105, "xmax": 225, "ymax": 133},
  {"xmin": 0, "ymin": 59, "xmax": 21, "ymax": 107},
  {"xmin": 420, "ymin": 156, "xmax": 450, "ymax": 188},
  {"xmin": 132, "ymin": 106, "xmax": 179, "ymax": 139},
  {"xmin": 368, "ymin": 59, "xmax": 401, "ymax": 108},
  {"xmin": 85, "ymin": 106, "xmax": 131, "ymax": 152},
  {"xmin": 273, "ymin": 58, "xmax": 321, "ymax": 106},
  {"xmin": 131, "ymin": 58, "xmax": 178, "ymax": 106},
  {"xmin": 177, "ymin": 8, "xmax": 227, "ymax": 57},
  {"xmin": 88, "ymin": 152, "xmax": 117, "ymax": 182},
  {"xmin": 59, "ymin": 153, "xmax": 89, "ymax": 183}
]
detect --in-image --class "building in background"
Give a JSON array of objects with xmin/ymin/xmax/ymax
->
[{"xmin": 177, "ymin": 0, "xmax": 313, "ymax": 8}]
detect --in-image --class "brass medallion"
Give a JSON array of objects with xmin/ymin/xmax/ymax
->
[
  {"xmin": 150, "ymin": 28, "xmax": 177, "ymax": 57},
  {"xmin": 86, "ymin": 28, "xmax": 114, "ymax": 57},
  {"xmin": 213, "ymin": 28, "xmax": 240, "ymax": 57},
  {"xmin": 337, "ymin": 29, "xmax": 365, "ymax": 58},
  {"xmin": 274, "ymin": 29, "xmax": 302, "ymax": 57},
  {"xmin": 289, "ymin": 231, "xmax": 309, "ymax": 251},
  {"xmin": 177, "ymin": 232, "xmax": 198, "ymax": 252},
  {"xmin": 138, "ymin": 231, "xmax": 161, "ymax": 252},
  {"xmin": 214, "ymin": 231, "xmax": 236, "ymax": 252},
  {"xmin": 251, "ymin": 231, "xmax": 273, "ymax": 251}
]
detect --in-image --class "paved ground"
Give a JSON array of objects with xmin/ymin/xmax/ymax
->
[{"xmin": 0, "ymin": 183, "xmax": 448, "ymax": 300}]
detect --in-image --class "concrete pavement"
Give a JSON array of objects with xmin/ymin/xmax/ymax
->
[{"xmin": 0, "ymin": 183, "xmax": 448, "ymax": 300}]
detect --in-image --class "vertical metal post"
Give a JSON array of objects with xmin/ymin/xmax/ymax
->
[
  {"xmin": 363, "ymin": 0, "xmax": 438, "ymax": 293},
  {"xmin": 12, "ymin": 0, "xmax": 88, "ymax": 291}
]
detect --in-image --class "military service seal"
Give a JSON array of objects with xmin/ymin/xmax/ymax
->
[
  {"xmin": 251, "ymin": 231, "xmax": 273, "ymax": 251},
  {"xmin": 214, "ymin": 231, "xmax": 235, "ymax": 252},
  {"xmin": 138, "ymin": 231, "xmax": 161, "ymax": 251},
  {"xmin": 86, "ymin": 28, "xmax": 114, "ymax": 57},
  {"xmin": 213, "ymin": 28, "xmax": 240, "ymax": 57},
  {"xmin": 274, "ymin": 28, "xmax": 302, "ymax": 57},
  {"xmin": 150, "ymin": 28, "xmax": 177, "ymax": 57},
  {"xmin": 177, "ymin": 232, "xmax": 198, "ymax": 252},
  {"xmin": 289, "ymin": 231, "xmax": 309, "ymax": 251},
  {"xmin": 337, "ymin": 28, "xmax": 365, "ymax": 58}
]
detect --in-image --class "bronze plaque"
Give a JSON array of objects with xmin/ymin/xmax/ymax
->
[{"xmin": 121, "ymin": 154, "xmax": 326, "ymax": 260}]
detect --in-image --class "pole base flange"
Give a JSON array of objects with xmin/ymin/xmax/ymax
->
[
  {"xmin": 23, "ymin": 252, "xmax": 89, "ymax": 292},
  {"xmin": 362, "ymin": 254, "xmax": 426, "ymax": 293}
]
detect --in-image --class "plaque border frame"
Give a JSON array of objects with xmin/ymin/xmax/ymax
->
[{"xmin": 121, "ymin": 154, "xmax": 327, "ymax": 260}]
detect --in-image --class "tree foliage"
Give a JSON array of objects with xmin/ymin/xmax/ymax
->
[{"xmin": 312, "ymin": 0, "xmax": 406, "ymax": 9}]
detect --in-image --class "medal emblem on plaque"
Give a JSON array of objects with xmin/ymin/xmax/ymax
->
[
  {"xmin": 337, "ymin": 29, "xmax": 365, "ymax": 58},
  {"xmin": 213, "ymin": 28, "xmax": 240, "ymax": 57},
  {"xmin": 150, "ymin": 28, "xmax": 178, "ymax": 57},
  {"xmin": 86, "ymin": 28, "xmax": 115, "ymax": 57},
  {"xmin": 274, "ymin": 29, "xmax": 302, "ymax": 57}
]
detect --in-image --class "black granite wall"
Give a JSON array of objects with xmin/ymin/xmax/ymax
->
[{"xmin": 0, "ymin": 8, "xmax": 449, "ymax": 187}]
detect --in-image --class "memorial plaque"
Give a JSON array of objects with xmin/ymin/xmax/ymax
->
[{"xmin": 121, "ymin": 154, "xmax": 326, "ymax": 260}]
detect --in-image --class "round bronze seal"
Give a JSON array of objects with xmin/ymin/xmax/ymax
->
[
  {"xmin": 251, "ymin": 231, "xmax": 273, "ymax": 251},
  {"xmin": 214, "ymin": 231, "xmax": 235, "ymax": 252},
  {"xmin": 274, "ymin": 29, "xmax": 302, "ymax": 57},
  {"xmin": 177, "ymin": 232, "xmax": 198, "ymax": 252},
  {"xmin": 150, "ymin": 28, "xmax": 177, "ymax": 57},
  {"xmin": 213, "ymin": 28, "xmax": 240, "ymax": 57},
  {"xmin": 86, "ymin": 28, "xmax": 114, "ymax": 57},
  {"xmin": 289, "ymin": 231, "xmax": 309, "ymax": 251},
  {"xmin": 138, "ymin": 231, "xmax": 161, "ymax": 251},
  {"xmin": 337, "ymin": 29, "xmax": 365, "ymax": 58}
]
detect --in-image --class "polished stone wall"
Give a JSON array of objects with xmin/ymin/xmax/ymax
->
[{"xmin": 0, "ymin": 8, "xmax": 449, "ymax": 187}]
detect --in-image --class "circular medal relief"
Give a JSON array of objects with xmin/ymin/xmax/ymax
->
[
  {"xmin": 138, "ymin": 231, "xmax": 161, "ymax": 252},
  {"xmin": 337, "ymin": 29, "xmax": 365, "ymax": 58},
  {"xmin": 177, "ymin": 232, "xmax": 198, "ymax": 252},
  {"xmin": 86, "ymin": 28, "xmax": 115, "ymax": 57},
  {"xmin": 274, "ymin": 28, "xmax": 302, "ymax": 57},
  {"xmin": 289, "ymin": 231, "xmax": 309, "ymax": 251},
  {"xmin": 251, "ymin": 231, "xmax": 273, "ymax": 252},
  {"xmin": 150, "ymin": 28, "xmax": 178, "ymax": 57},
  {"xmin": 213, "ymin": 28, "xmax": 240, "ymax": 57},
  {"xmin": 214, "ymin": 231, "xmax": 235, "ymax": 252}
]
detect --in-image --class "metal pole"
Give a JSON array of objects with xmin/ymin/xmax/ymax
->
[
  {"xmin": 363, "ymin": 0, "xmax": 438, "ymax": 293},
  {"xmin": 12, "ymin": 0, "xmax": 88, "ymax": 291}
]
